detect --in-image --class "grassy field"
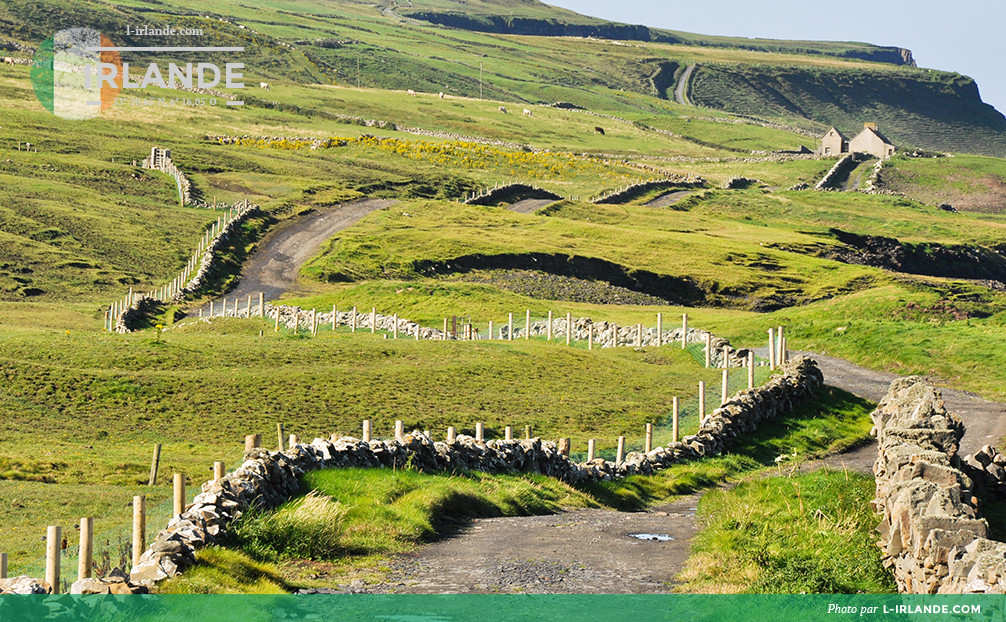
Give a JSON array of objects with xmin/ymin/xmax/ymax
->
[
  {"xmin": 0, "ymin": 310, "xmax": 765, "ymax": 566},
  {"xmin": 880, "ymin": 154, "xmax": 1006, "ymax": 212},
  {"xmin": 676, "ymin": 469, "xmax": 894, "ymax": 593},
  {"xmin": 158, "ymin": 382, "xmax": 875, "ymax": 593}
]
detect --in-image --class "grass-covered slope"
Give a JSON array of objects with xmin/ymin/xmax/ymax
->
[
  {"xmin": 2, "ymin": 0, "xmax": 1002, "ymax": 155},
  {"xmin": 689, "ymin": 64, "xmax": 1006, "ymax": 156}
]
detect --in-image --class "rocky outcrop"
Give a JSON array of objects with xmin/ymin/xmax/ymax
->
[
  {"xmin": 129, "ymin": 356, "xmax": 822, "ymax": 587},
  {"xmin": 871, "ymin": 376, "xmax": 1006, "ymax": 593}
]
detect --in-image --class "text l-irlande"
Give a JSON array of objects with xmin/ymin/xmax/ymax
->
[{"xmin": 84, "ymin": 62, "xmax": 244, "ymax": 90}]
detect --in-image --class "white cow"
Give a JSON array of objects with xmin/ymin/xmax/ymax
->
[
  {"xmin": 522, "ymin": 108, "xmax": 532, "ymax": 117},
  {"xmin": 498, "ymin": 106, "xmax": 507, "ymax": 114},
  {"xmin": 407, "ymin": 89, "xmax": 416, "ymax": 97},
  {"xmin": 259, "ymin": 82, "xmax": 269, "ymax": 90}
]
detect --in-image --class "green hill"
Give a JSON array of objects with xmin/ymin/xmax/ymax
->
[{"xmin": 2, "ymin": 0, "xmax": 1004, "ymax": 155}]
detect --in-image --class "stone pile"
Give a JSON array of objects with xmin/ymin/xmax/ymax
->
[
  {"xmin": 128, "ymin": 356, "xmax": 821, "ymax": 587},
  {"xmin": 963, "ymin": 445, "xmax": 1006, "ymax": 501},
  {"xmin": 871, "ymin": 376, "xmax": 1006, "ymax": 593}
]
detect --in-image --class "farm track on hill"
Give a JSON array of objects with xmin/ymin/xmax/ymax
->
[
  {"xmin": 217, "ymin": 198, "xmax": 398, "ymax": 305},
  {"xmin": 211, "ymin": 200, "xmax": 1006, "ymax": 594}
]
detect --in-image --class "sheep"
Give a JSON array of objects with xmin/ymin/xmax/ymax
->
[
  {"xmin": 594, "ymin": 126, "xmax": 605, "ymax": 135},
  {"xmin": 438, "ymin": 91, "xmax": 444, "ymax": 98},
  {"xmin": 498, "ymin": 106, "xmax": 507, "ymax": 114},
  {"xmin": 522, "ymin": 108, "xmax": 532, "ymax": 117},
  {"xmin": 407, "ymin": 89, "xmax": 416, "ymax": 97},
  {"xmin": 259, "ymin": 82, "xmax": 269, "ymax": 90},
  {"xmin": 3, "ymin": 57, "xmax": 13, "ymax": 67}
]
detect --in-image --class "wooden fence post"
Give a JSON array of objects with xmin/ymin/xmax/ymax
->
[
  {"xmin": 209, "ymin": 300, "xmax": 214, "ymax": 317},
  {"xmin": 0, "ymin": 552, "xmax": 6, "ymax": 579},
  {"xmin": 699, "ymin": 381, "xmax": 706, "ymax": 423},
  {"xmin": 332, "ymin": 305, "xmax": 338, "ymax": 330},
  {"xmin": 525, "ymin": 309, "xmax": 530, "ymax": 340},
  {"xmin": 132, "ymin": 496, "xmax": 145, "ymax": 569},
  {"xmin": 393, "ymin": 313, "xmax": 398, "ymax": 339},
  {"xmin": 505, "ymin": 426, "xmax": 513, "ymax": 441},
  {"xmin": 173, "ymin": 473, "xmax": 185, "ymax": 517},
  {"xmin": 214, "ymin": 461, "xmax": 225, "ymax": 481},
  {"xmin": 508, "ymin": 313, "xmax": 513, "ymax": 341},
  {"xmin": 351, "ymin": 307, "xmax": 357, "ymax": 332},
  {"xmin": 587, "ymin": 325, "xmax": 593, "ymax": 350},
  {"xmin": 656, "ymin": 312, "xmax": 662, "ymax": 346},
  {"xmin": 475, "ymin": 422, "xmax": 484, "ymax": 442},
  {"xmin": 488, "ymin": 320, "xmax": 494, "ymax": 340},
  {"xmin": 78, "ymin": 517, "xmax": 93, "ymax": 581},
  {"xmin": 395, "ymin": 420, "xmax": 404, "ymax": 442},
  {"xmin": 524, "ymin": 425, "xmax": 532, "ymax": 439},
  {"xmin": 566, "ymin": 312, "xmax": 572, "ymax": 345},
  {"xmin": 443, "ymin": 318, "xmax": 448, "ymax": 339},
  {"xmin": 681, "ymin": 313, "xmax": 688, "ymax": 348},
  {"xmin": 259, "ymin": 292, "xmax": 265, "ymax": 318},
  {"xmin": 672, "ymin": 396, "xmax": 680, "ymax": 443},
  {"xmin": 363, "ymin": 420, "xmax": 372, "ymax": 442},
  {"xmin": 371, "ymin": 307, "xmax": 376, "ymax": 334},
  {"xmin": 245, "ymin": 434, "xmax": 260, "ymax": 451},
  {"xmin": 246, "ymin": 295, "xmax": 252, "ymax": 318},
  {"xmin": 748, "ymin": 351, "xmax": 755, "ymax": 388},
  {"xmin": 781, "ymin": 336, "xmax": 788, "ymax": 364},
  {"xmin": 447, "ymin": 426, "xmax": 456, "ymax": 443},
  {"xmin": 768, "ymin": 328, "xmax": 776, "ymax": 370},
  {"xmin": 274, "ymin": 309, "xmax": 280, "ymax": 332},
  {"xmin": 148, "ymin": 443, "xmax": 161, "ymax": 486},
  {"xmin": 704, "ymin": 333, "xmax": 711, "ymax": 368},
  {"xmin": 547, "ymin": 310, "xmax": 553, "ymax": 341},
  {"xmin": 777, "ymin": 326, "xmax": 784, "ymax": 363},
  {"xmin": 46, "ymin": 525, "xmax": 61, "ymax": 593},
  {"xmin": 276, "ymin": 423, "xmax": 285, "ymax": 451},
  {"xmin": 558, "ymin": 438, "xmax": 571, "ymax": 457},
  {"xmin": 722, "ymin": 369, "xmax": 729, "ymax": 405},
  {"xmin": 722, "ymin": 346, "xmax": 729, "ymax": 369},
  {"xmin": 289, "ymin": 434, "xmax": 299, "ymax": 447},
  {"xmin": 645, "ymin": 423, "xmax": 653, "ymax": 453},
  {"xmin": 587, "ymin": 439, "xmax": 596, "ymax": 461},
  {"xmin": 616, "ymin": 436, "xmax": 625, "ymax": 464}
]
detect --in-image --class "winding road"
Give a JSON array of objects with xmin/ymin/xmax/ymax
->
[
  {"xmin": 212, "ymin": 198, "xmax": 396, "ymax": 308},
  {"xmin": 674, "ymin": 65, "xmax": 695, "ymax": 106},
  {"xmin": 214, "ymin": 196, "xmax": 1006, "ymax": 593}
]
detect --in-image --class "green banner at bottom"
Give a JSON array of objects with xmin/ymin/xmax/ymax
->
[{"xmin": 0, "ymin": 594, "xmax": 1002, "ymax": 622}]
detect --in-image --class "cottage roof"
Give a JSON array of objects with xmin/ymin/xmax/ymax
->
[{"xmin": 852, "ymin": 126, "xmax": 895, "ymax": 147}]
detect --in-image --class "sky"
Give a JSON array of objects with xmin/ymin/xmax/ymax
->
[{"xmin": 548, "ymin": 0, "xmax": 1006, "ymax": 115}]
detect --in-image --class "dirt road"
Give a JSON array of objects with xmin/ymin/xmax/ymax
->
[{"xmin": 218, "ymin": 198, "xmax": 397, "ymax": 305}]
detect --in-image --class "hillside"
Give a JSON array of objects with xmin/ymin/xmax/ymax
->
[
  {"xmin": 3, "ymin": 0, "xmax": 1006, "ymax": 598},
  {"xmin": 1, "ymin": 0, "xmax": 1004, "ymax": 155}
]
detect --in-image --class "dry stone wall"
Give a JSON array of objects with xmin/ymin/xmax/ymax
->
[
  {"xmin": 123, "ymin": 356, "xmax": 822, "ymax": 588},
  {"xmin": 463, "ymin": 183, "xmax": 561, "ymax": 206},
  {"xmin": 871, "ymin": 376, "xmax": 1006, "ymax": 593}
]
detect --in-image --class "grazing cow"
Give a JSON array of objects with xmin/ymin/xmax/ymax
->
[
  {"xmin": 522, "ymin": 108, "xmax": 532, "ymax": 117},
  {"xmin": 259, "ymin": 82, "xmax": 269, "ymax": 90},
  {"xmin": 438, "ymin": 91, "xmax": 445, "ymax": 98},
  {"xmin": 3, "ymin": 57, "xmax": 14, "ymax": 67},
  {"xmin": 498, "ymin": 106, "xmax": 507, "ymax": 114},
  {"xmin": 407, "ymin": 89, "xmax": 416, "ymax": 97},
  {"xmin": 594, "ymin": 126, "xmax": 605, "ymax": 135}
]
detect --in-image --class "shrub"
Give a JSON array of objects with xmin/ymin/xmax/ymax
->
[{"xmin": 233, "ymin": 491, "xmax": 348, "ymax": 561}]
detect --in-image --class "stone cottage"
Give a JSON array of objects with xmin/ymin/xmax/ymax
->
[{"xmin": 818, "ymin": 123, "xmax": 896, "ymax": 158}]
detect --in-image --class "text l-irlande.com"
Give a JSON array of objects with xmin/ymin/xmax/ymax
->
[{"xmin": 84, "ymin": 62, "xmax": 244, "ymax": 90}]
